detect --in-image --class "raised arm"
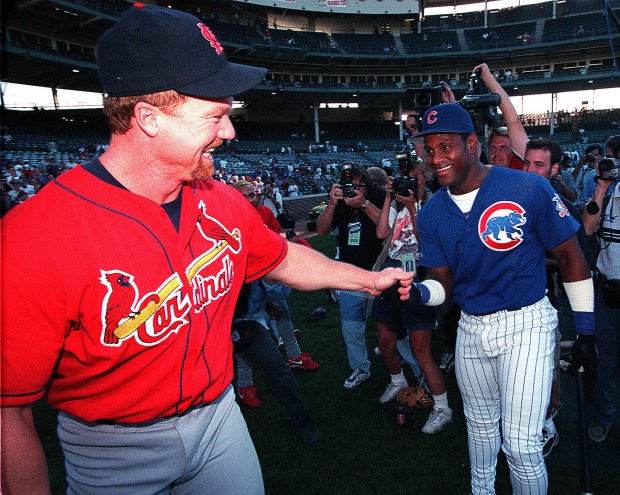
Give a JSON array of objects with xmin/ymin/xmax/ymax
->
[{"xmin": 474, "ymin": 63, "xmax": 528, "ymax": 158}]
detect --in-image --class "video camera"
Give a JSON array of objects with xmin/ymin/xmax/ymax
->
[
  {"xmin": 395, "ymin": 150, "xmax": 418, "ymax": 171},
  {"xmin": 392, "ymin": 150, "xmax": 419, "ymax": 199},
  {"xmin": 339, "ymin": 163, "xmax": 357, "ymax": 198},
  {"xmin": 598, "ymin": 158, "xmax": 620, "ymax": 181},
  {"xmin": 455, "ymin": 69, "xmax": 501, "ymax": 129}
]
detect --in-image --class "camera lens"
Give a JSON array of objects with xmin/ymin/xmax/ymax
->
[{"xmin": 343, "ymin": 185, "xmax": 356, "ymax": 198}]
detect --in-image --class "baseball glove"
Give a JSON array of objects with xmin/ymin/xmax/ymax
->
[{"xmin": 396, "ymin": 386, "xmax": 435, "ymax": 409}]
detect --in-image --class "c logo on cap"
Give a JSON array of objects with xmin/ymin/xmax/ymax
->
[{"xmin": 426, "ymin": 111, "xmax": 438, "ymax": 124}]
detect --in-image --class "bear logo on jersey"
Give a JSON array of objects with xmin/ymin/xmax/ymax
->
[{"xmin": 479, "ymin": 201, "xmax": 526, "ymax": 251}]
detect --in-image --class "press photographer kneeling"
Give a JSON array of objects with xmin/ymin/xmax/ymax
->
[{"xmin": 373, "ymin": 151, "xmax": 453, "ymax": 434}]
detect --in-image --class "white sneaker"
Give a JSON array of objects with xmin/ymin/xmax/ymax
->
[
  {"xmin": 379, "ymin": 381, "xmax": 408, "ymax": 403},
  {"xmin": 421, "ymin": 408, "xmax": 453, "ymax": 434},
  {"xmin": 343, "ymin": 369, "xmax": 370, "ymax": 389}
]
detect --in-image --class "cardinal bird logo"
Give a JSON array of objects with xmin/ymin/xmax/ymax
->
[
  {"xmin": 197, "ymin": 23, "xmax": 224, "ymax": 55},
  {"xmin": 100, "ymin": 271, "xmax": 140, "ymax": 345},
  {"xmin": 197, "ymin": 215, "xmax": 241, "ymax": 252}
]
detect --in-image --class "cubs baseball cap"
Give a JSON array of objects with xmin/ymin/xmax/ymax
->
[
  {"xmin": 412, "ymin": 103, "xmax": 475, "ymax": 137},
  {"xmin": 96, "ymin": 3, "xmax": 267, "ymax": 98}
]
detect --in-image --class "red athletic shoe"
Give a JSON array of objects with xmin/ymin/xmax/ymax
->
[
  {"xmin": 237, "ymin": 385, "xmax": 261, "ymax": 408},
  {"xmin": 287, "ymin": 352, "xmax": 319, "ymax": 371}
]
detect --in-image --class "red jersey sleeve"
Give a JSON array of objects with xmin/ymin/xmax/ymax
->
[{"xmin": 1, "ymin": 199, "xmax": 69, "ymax": 406}]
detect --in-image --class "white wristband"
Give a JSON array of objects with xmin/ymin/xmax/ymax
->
[
  {"xmin": 419, "ymin": 279, "xmax": 446, "ymax": 306},
  {"xmin": 563, "ymin": 279, "xmax": 594, "ymax": 313}
]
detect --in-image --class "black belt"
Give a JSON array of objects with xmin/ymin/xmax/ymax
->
[
  {"xmin": 63, "ymin": 401, "xmax": 212, "ymax": 428},
  {"xmin": 64, "ymin": 414, "xmax": 172, "ymax": 428}
]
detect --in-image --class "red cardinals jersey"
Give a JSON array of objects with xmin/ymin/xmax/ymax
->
[
  {"xmin": 508, "ymin": 151, "xmax": 526, "ymax": 170},
  {"xmin": 1, "ymin": 166, "xmax": 287, "ymax": 422}
]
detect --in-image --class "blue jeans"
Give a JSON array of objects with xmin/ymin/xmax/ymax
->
[
  {"xmin": 268, "ymin": 295, "xmax": 301, "ymax": 358},
  {"xmin": 339, "ymin": 290, "xmax": 370, "ymax": 373},
  {"xmin": 588, "ymin": 283, "xmax": 620, "ymax": 428},
  {"xmin": 237, "ymin": 323, "xmax": 309, "ymax": 422}
]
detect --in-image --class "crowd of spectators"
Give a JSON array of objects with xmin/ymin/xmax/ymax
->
[
  {"xmin": 0, "ymin": 147, "xmax": 360, "ymax": 216},
  {"xmin": 1, "ymin": 153, "xmax": 87, "ymax": 215}
]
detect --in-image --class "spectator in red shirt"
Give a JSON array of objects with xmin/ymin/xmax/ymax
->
[{"xmin": 233, "ymin": 180, "xmax": 281, "ymax": 233}]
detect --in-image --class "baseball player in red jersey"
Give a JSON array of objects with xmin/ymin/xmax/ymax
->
[
  {"xmin": 0, "ymin": 6, "xmax": 413, "ymax": 495},
  {"xmin": 410, "ymin": 103, "xmax": 597, "ymax": 495}
]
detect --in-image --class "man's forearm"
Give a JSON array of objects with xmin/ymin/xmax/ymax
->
[
  {"xmin": 267, "ymin": 241, "xmax": 403, "ymax": 295},
  {"xmin": 480, "ymin": 67, "xmax": 528, "ymax": 157},
  {"xmin": 1, "ymin": 406, "xmax": 51, "ymax": 495}
]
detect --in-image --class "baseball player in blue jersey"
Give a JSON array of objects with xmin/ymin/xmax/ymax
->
[{"xmin": 408, "ymin": 103, "xmax": 598, "ymax": 495}]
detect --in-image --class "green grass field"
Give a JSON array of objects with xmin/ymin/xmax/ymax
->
[{"xmin": 33, "ymin": 234, "xmax": 619, "ymax": 494}]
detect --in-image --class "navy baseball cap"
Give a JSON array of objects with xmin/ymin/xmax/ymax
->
[
  {"xmin": 412, "ymin": 103, "xmax": 475, "ymax": 137},
  {"xmin": 96, "ymin": 4, "xmax": 267, "ymax": 98}
]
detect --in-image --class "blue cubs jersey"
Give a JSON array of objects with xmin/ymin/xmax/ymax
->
[{"xmin": 417, "ymin": 166, "xmax": 579, "ymax": 315}]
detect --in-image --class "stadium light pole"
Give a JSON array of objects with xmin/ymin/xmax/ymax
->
[
  {"xmin": 398, "ymin": 99, "xmax": 404, "ymax": 141},
  {"xmin": 313, "ymin": 103, "xmax": 320, "ymax": 143},
  {"xmin": 550, "ymin": 92, "xmax": 557, "ymax": 135}
]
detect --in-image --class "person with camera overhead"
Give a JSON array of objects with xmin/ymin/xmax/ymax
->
[
  {"xmin": 468, "ymin": 63, "xmax": 528, "ymax": 170},
  {"xmin": 316, "ymin": 164, "xmax": 385, "ymax": 389},
  {"xmin": 373, "ymin": 153, "xmax": 453, "ymax": 434}
]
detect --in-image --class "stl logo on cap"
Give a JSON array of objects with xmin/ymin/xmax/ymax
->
[
  {"xmin": 478, "ymin": 201, "xmax": 526, "ymax": 251},
  {"xmin": 197, "ymin": 23, "xmax": 224, "ymax": 55},
  {"xmin": 426, "ymin": 111, "xmax": 438, "ymax": 124}
]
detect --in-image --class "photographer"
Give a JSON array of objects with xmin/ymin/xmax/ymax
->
[
  {"xmin": 373, "ymin": 153, "xmax": 453, "ymax": 434},
  {"xmin": 572, "ymin": 144, "xmax": 604, "ymax": 194},
  {"xmin": 550, "ymin": 156, "xmax": 578, "ymax": 202},
  {"xmin": 260, "ymin": 180, "xmax": 283, "ymax": 218},
  {"xmin": 582, "ymin": 135, "xmax": 620, "ymax": 443},
  {"xmin": 577, "ymin": 144, "xmax": 607, "ymax": 206},
  {"xmin": 474, "ymin": 63, "xmax": 528, "ymax": 169},
  {"xmin": 316, "ymin": 164, "xmax": 385, "ymax": 389}
]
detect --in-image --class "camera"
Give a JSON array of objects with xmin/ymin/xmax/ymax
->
[
  {"xmin": 458, "ymin": 69, "xmax": 501, "ymax": 128},
  {"xmin": 598, "ymin": 158, "xmax": 620, "ymax": 180},
  {"xmin": 339, "ymin": 163, "xmax": 357, "ymax": 198},
  {"xmin": 586, "ymin": 153, "xmax": 598, "ymax": 164},
  {"xmin": 395, "ymin": 150, "xmax": 419, "ymax": 172},
  {"xmin": 392, "ymin": 176, "xmax": 419, "ymax": 199}
]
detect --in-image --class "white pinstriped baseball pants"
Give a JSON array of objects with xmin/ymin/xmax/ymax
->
[{"xmin": 455, "ymin": 297, "xmax": 556, "ymax": 495}]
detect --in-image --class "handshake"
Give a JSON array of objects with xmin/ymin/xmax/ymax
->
[{"xmin": 380, "ymin": 282, "xmax": 426, "ymax": 306}]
